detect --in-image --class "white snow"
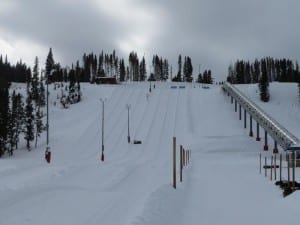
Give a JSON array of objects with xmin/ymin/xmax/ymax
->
[{"xmin": 0, "ymin": 82, "xmax": 299, "ymax": 225}]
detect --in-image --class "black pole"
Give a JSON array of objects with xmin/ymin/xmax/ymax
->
[
  {"xmin": 264, "ymin": 130, "xmax": 268, "ymax": 150},
  {"xmin": 244, "ymin": 109, "xmax": 247, "ymax": 128},
  {"xmin": 126, "ymin": 104, "xmax": 131, "ymax": 143},
  {"xmin": 273, "ymin": 140, "xmax": 278, "ymax": 154},
  {"xmin": 249, "ymin": 115, "xmax": 253, "ymax": 136},
  {"xmin": 46, "ymin": 74, "xmax": 49, "ymax": 146},
  {"xmin": 102, "ymin": 100, "xmax": 104, "ymax": 152},
  {"xmin": 256, "ymin": 122, "xmax": 260, "ymax": 141},
  {"xmin": 235, "ymin": 100, "xmax": 237, "ymax": 112},
  {"xmin": 45, "ymin": 69, "xmax": 55, "ymax": 163},
  {"xmin": 100, "ymin": 99, "xmax": 105, "ymax": 161}
]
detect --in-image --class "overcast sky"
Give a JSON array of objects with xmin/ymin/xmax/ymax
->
[{"xmin": 1, "ymin": 0, "xmax": 300, "ymax": 81}]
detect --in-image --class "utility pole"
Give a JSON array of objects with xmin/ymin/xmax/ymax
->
[
  {"xmin": 126, "ymin": 104, "xmax": 131, "ymax": 143},
  {"xmin": 100, "ymin": 98, "xmax": 106, "ymax": 161},
  {"xmin": 45, "ymin": 69, "xmax": 55, "ymax": 163}
]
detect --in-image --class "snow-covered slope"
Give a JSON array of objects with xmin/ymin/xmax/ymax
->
[
  {"xmin": 0, "ymin": 82, "xmax": 299, "ymax": 225},
  {"xmin": 236, "ymin": 82, "xmax": 300, "ymax": 138}
]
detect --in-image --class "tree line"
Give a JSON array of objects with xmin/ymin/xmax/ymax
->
[
  {"xmin": 0, "ymin": 55, "xmax": 31, "ymax": 84},
  {"xmin": 227, "ymin": 57, "xmax": 300, "ymax": 102},
  {"xmin": 1, "ymin": 49, "xmax": 212, "ymax": 84},
  {"xmin": 227, "ymin": 57, "xmax": 300, "ymax": 84},
  {"xmin": 0, "ymin": 57, "xmax": 46, "ymax": 157}
]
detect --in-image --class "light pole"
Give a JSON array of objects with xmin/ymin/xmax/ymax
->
[
  {"xmin": 149, "ymin": 65, "xmax": 152, "ymax": 92},
  {"xmin": 100, "ymin": 98, "xmax": 106, "ymax": 161},
  {"xmin": 45, "ymin": 69, "xmax": 55, "ymax": 163},
  {"xmin": 126, "ymin": 104, "xmax": 131, "ymax": 143}
]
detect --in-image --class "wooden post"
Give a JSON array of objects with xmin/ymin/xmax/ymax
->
[
  {"xmin": 265, "ymin": 157, "xmax": 267, "ymax": 177},
  {"xmin": 274, "ymin": 154, "xmax": 277, "ymax": 180},
  {"xmin": 270, "ymin": 156, "xmax": 273, "ymax": 181},
  {"xmin": 187, "ymin": 150, "xmax": 189, "ymax": 164},
  {"xmin": 183, "ymin": 148, "xmax": 185, "ymax": 167},
  {"xmin": 180, "ymin": 145, "xmax": 183, "ymax": 183},
  {"xmin": 186, "ymin": 149, "xmax": 188, "ymax": 166},
  {"xmin": 259, "ymin": 153, "xmax": 262, "ymax": 174},
  {"xmin": 173, "ymin": 137, "xmax": 176, "ymax": 189},
  {"xmin": 279, "ymin": 154, "xmax": 282, "ymax": 182}
]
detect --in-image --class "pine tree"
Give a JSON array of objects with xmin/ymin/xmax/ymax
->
[
  {"xmin": 7, "ymin": 102, "xmax": 15, "ymax": 156},
  {"xmin": 45, "ymin": 48, "xmax": 55, "ymax": 84},
  {"xmin": 259, "ymin": 59, "xmax": 270, "ymax": 102},
  {"xmin": 31, "ymin": 56, "xmax": 40, "ymax": 104},
  {"xmin": 162, "ymin": 59, "xmax": 169, "ymax": 81},
  {"xmin": 12, "ymin": 92, "xmax": 24, "ymax": 150},
  {"xmin": 253, "ymin": 59, "xmax": 260, "ymax": 83},
  {"xmin": 119, "ymin": 59, "xmax": 126, "ymax": 82},
  {"xmin": 197, "ymin": 73, "xmax": 203, "ymax": 83},
  {"xmin": 35, "ymin": 103, "xmax": 44, "ymax": 148},
  {"xmin": 207, "ymin": 70, "xmax": 213, "ymax": 84},
  {"xmin": 0, "ymin": 76, "xmax": 9, "ymax": 157},
  {"xmin": 24, "ymin": 89, "xmax": 35, "ymax": 150},
  {"xmin": 183, "ymin": 56, "xmax": 193, "ymax": 82},
  {"xmin": 7, "ymin": 91, "xmax": 21, "ymax": 156},
  {"xmin": 69, "ymin": 65, "xmax": 76, "ymax": 90},
  {"xmin": 39, "ymin": 77, "xmax": 46, "ymax": 107},
  {"xmin": 139, "ymin": 57, "xmax": 146, "ymax": 81},
  {"xmin": 203, "ymin": 70, "xmax": 208, "ymax": 83},
  {"xmin": 129, "ymin": 52, "xmax": 139, "ymax": 81},
  {"xmin": 176, "ymin": 54, "xmax": 182, "ymax": 81}
]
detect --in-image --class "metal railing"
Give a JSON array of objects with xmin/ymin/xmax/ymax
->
[{"xmin": 223, "ymin": 82, "xmax": 299, "ymax": 149}]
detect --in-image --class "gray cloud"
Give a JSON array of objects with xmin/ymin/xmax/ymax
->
[{"xmin": 1, "ymin": 0, "xmax": 300, "ymax": 80}]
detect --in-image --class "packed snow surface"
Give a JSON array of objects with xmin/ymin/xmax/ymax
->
[{"xmin": 0, "ymin": 82, "xmax": 299, "ymax": 225}]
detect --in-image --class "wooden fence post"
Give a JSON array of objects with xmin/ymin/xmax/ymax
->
[
  {"xmin": 274, "ymin": 154, "xmax": 277, "ymax": 180},
  {"xmin": 280, "ymin": 154, "xmax": 282, "ymax": 182},
  {"xmin": 259, "ymin": 153, "xmax": 261, "ymax": 174},
  {"xmin": 173, "ymin": 137, "xmax": 176, "ymax": 189},
  {"xmin": 183, "ymin": 148, "xmax": 185, "ymax": 167},
  {"xmin": 265, "ymin": 157, "xmax": 267, "ymax": 177},
  {"xmin": 186, "ymin": 149, "xmax": 188, "ymax": 165},
  {"xmin": 185, "ymin": 149, "xmax": 188, "ymax": 166},
  {"xmin": 270, "ymin": 155, "xmax": 273, "ymax": 181}
]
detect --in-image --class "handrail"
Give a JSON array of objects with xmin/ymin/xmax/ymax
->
[{"xmin": 223, "ymin": 82, "xmax": 299, "ymax": 149}]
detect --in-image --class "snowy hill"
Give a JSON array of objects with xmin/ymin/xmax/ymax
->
[{"xmin": 0, "ymin": 82, "xmax": 299, "ymax": 225}]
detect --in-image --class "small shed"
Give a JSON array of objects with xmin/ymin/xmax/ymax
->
[
  {"xmin": 95, "ymin": 77, "xmax": 118, "ymax": 84},
  {"xmin": 285, "ymin": 144, "xmax": 300, "ymax": 167}
]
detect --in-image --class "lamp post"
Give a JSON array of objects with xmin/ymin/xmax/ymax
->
[
  {"xmin": 126, "ymin": 104, "xmax": 131, "ymax": 143},
  {"xmin": 45, "ymin": 69, "xmax": 55, "ymax": 163},
  {"xmin": 100, "ymin": 98, "xmax": 106, "ymax": 161},
  {"xmin": 149, "ymin": 65, "xmax": 152, "ymax": 92}
]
